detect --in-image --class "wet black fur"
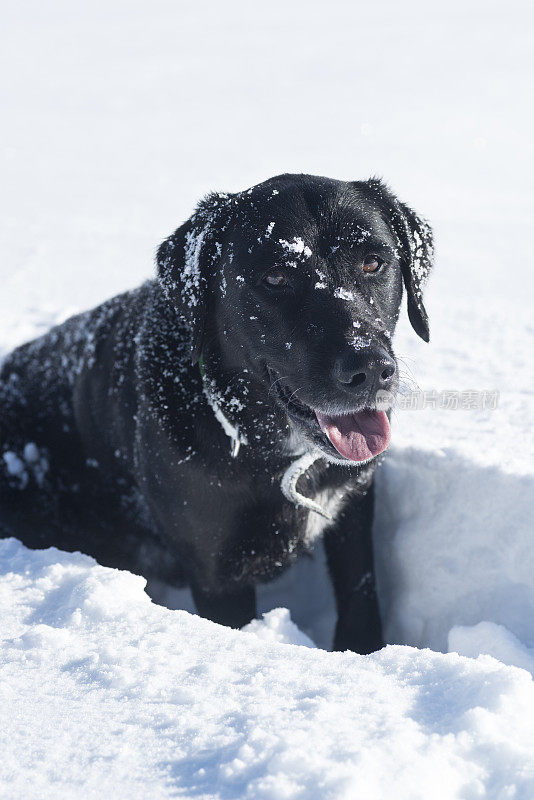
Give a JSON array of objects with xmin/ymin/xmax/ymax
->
[{"xmin": 0, "ymin": 174, "xmax": 433, "ymax": 653}]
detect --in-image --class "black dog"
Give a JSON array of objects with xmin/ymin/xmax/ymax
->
[{"xmin": 0, "ymin": 174, "xmax": 432, "ymax": 653}]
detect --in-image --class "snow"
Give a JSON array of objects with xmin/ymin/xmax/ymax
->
[
  {"xmin": 449, "ymin": 622, "xmax": 534, "ymax": 676},
  {"xmin": 278, "ymin": 237, "xmax": 313, "ymax": 258},
  {"xmin": 203, "ymin": 377, "xmax": 247, "ymax": 458},
  {"xmin": 373, "ymin": 300, "xmax": 534, "ymax": 660},
  {"xmin": 3, "ymin": 444, "xmax": 49, "ymax": 490},
  {"xmin": 2, "ymin": 537, "xmax": 534, "ymax": 800},
  {"xmin": 2, "ymin": 451, "xmax": 28, "ymax": 488},
  {"xmin": 2, "ymin": 0, "xmax": 534, "ymax": 795},
  {"xmin": 333, "ymin": 286, "xmax": 356, "ymax": 302},
  {"xmin": 242, "ymin": 607, "xmax": 316, "ymax": 648},
  {"xmin": 182, "ymin": 227, "xmax": 206, "ymax": 308}
]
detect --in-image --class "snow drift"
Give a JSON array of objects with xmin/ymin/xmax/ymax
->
[{"xmin": 1, "ymin": 537, "xmax": 534, "ymax": 800}]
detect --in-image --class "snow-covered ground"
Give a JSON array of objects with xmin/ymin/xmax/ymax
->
[
  {"xmin": 1, "ymin": 0, "xmax": 534, "ymax": 797},
  {"xmin": 3, "ymin": 538, "xmax": 534, "ymax": 800}
]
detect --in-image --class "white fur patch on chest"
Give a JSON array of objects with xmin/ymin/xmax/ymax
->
[
  {"xmin": 285, "ymin": 427, "xmax": 309, "ymax": 457},
  {"xmin": 304, "ymin": 487, "xmax": 347, "ymax": 545}
]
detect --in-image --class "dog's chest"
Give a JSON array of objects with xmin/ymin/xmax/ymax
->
[
  {"xmin": 302, "ymin": 486, "xmax": 347, "ymax": 544},
  {"xmin": 275, "ymin": 462, "xmax": 358, "ymax": 550},
  {"xmin": 277, "ymin": 454, "xmax": 373, "ymax": 552}
]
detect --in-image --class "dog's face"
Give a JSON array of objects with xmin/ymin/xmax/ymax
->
[{"xmin": 158, "ymin": 175, "xmax": 433, "ymax": 465}]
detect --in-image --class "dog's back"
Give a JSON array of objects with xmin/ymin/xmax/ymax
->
[{"xmin": 0, "ymin": 282, "xmax": 182, "ymax": 576}]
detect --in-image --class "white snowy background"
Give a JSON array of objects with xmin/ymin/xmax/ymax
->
[{"xmin": 1, "ymin": 1, "xmax": 534, "ymax": 797}]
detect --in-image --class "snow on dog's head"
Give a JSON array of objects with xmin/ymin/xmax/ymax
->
[{"xmin": 157, "ymin": 174, "xmax": 433, "ymax": 464}]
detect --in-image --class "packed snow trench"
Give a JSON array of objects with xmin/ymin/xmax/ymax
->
[{"xmin": 2, "ymin": 0, "xmax": 534, "ymax": 798}]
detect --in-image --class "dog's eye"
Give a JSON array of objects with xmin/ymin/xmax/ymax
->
[
  {"xmin": 263, "ymin": 272, "xmax": 289, "ymax": 288},
  {"xmin": 362, "ymin": 254, "xmax": 382, "ymax": 273}
]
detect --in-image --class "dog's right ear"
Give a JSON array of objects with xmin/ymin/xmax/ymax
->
[{"xmin": 157, "ymin": 193, "xmax": 230, "ymax": 363}]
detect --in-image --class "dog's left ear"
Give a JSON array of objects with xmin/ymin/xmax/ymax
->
[
  {"xmin": 365, "ymin": 179, "xmax": 434, "ymax": 342},
  {"xmin": 157, "ymin": 193, "xmax": 230, "ymax": 363}
]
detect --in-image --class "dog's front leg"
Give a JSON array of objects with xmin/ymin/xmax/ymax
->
[
  {"xmin": 323, "ymin": 482, "xmax": 383, "ymax": 654},
  {"xmin": 190, "ymin": 579, "xmax": 256, "ymax": 630}
]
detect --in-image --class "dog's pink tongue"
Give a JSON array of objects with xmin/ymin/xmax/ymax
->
[{"xmin": 315, "ymin": 410, "xmax": 391, "ymax": 462}]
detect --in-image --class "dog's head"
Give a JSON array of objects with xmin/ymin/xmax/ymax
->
[{"xmin": 157, "ymin": 174, "xmax": 433, "ymax": 465}]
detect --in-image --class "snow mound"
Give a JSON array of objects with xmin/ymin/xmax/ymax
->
[
  {"xmin": 243, "ymin": 607, "xmax": 316, "ymax": 647},
  {"xmin": 1, "ymin": 538, "xmax": 534, "ymax": 800},
  {"xmin": 449, "ymin": 621, "xmax": 534, "ymax": 676},
  {"xmin": 374, "ymin": 299, "xmax": 534, "ymax": 669}
]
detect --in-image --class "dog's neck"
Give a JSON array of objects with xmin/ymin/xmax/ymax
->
[
  {"xmin": 197, "ymin": 352, "xmax": 333, "ymax": 518},
  {"xmin": 198, "ymin": 354, "xmax": 247, "ymax": 458}
]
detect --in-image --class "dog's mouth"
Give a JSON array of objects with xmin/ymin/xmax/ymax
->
[
  {"xmin": 269, "ymin": 371, "xmax": 391, "ymax": 463},
  {"xmin": 314, "ymin": 409, "xmax": 391, "ymax": 462}
]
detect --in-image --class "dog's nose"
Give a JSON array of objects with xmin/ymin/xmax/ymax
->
[{"xmin": 333, "ymin": 346, "xmax": 396, "ymax": 393}]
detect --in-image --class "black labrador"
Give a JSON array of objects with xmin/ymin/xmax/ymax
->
[{"xmin": 0, "ymin": 174, "xmax": 432, "ymax": 653}]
